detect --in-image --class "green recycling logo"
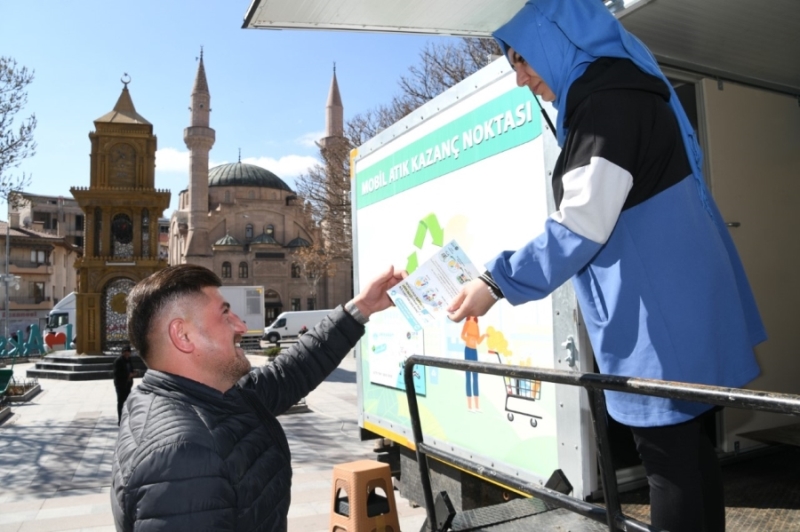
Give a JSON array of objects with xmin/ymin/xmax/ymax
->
[{"xmin": 406, "ymin": 213, "xmax": 444, "ymax": 274}]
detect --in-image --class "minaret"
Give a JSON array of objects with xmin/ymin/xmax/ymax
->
[
  {"xmin": 319, "ymin": 64, "xmax": 344, "ymax": 149},
  {"xmin": 183, "ymin": 48, "xmax": 215, "ymax": 257}
]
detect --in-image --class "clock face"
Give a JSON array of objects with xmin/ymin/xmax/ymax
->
[{"xmin": 110, "ymin": 144, "xmax": 135, "ymax": 184}]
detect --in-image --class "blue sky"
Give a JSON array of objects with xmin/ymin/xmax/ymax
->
[{"xmin": 0, "ymin": 1, "xmax": 451, "ymax": 217}]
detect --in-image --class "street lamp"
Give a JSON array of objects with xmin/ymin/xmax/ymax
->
[
  {"xmin": 2, "ymin": 191, "xmax": 29, "ymax": 343},
  {"xmin": 3, "ymin": 201, "xmax": 21, "ymax": 341},
  {"xmin": 1, "ymin": 273, "xmax": 21, "ymax": 340}
]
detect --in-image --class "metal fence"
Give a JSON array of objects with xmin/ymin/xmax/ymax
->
[{"xmin": 403, "ymin": 355, "xmax": 800, "ymax": 532}]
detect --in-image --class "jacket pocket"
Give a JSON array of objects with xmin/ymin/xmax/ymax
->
[{"xmin": 575, "ymin": 266, "xmax": 609, "ymax": 324}]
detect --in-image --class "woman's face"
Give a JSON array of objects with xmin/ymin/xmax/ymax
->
[{"xmin": 507, "ymin": 47, "xmax": 556, "ymax": 102}]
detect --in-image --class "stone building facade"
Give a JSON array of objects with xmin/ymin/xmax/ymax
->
[
  {"xmin": 10, "ymin": 192, "xmax": 85, "ymax": 250},
  {"xmin": 169, "ymin": 55, "xmax": 353, "ymax": 324},
  {"xmin": 0, "ymin": 220, "xmax": 79, "ymax": 336}
]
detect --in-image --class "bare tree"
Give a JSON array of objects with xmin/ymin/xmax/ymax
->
[
  {"xmin": 0, "ymin": 57, "xmax": 36, "ymax": 199},
  {"xmin": 294, "ymin": 136, "xmax": 353, "ymax": 259},
  {"xmin": 345, "ymin": 37, "xmax": 502, "ymax": 145},
  {"xmin": 398, "ymin": 38, "xmax": 500, "ymax": 109},
  {"xmin": 291, "ymin": 242, "xmax": 337, "ymax": 305},
  {"xmin": 294, "ymin": 37, "xmax": 502, "ymax": 270}
]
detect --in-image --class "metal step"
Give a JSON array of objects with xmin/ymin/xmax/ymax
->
[{"xmin": 420, "ymin": 499, "xmax": 609, "ymax": 532}]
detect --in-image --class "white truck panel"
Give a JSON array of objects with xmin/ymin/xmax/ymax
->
[
  {"xmin": 353, "ymin": 57, "xmax": 594, "ymax": 498},
  {"xmin": 219, "ymin": 286, "xmax": 265, "ymax": 349}
]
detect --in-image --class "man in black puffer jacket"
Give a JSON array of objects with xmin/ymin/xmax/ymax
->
[{"xmin": 112, "ymin": 264, "xmax": 404, "ymax": 532}]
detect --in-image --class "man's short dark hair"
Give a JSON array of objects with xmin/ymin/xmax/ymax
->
[
  {"xmin": 121, "ymin": 344, "xmax": 132, "ymax": 353},
  {"xmin": 127, "ymin": 264, "xmax": 221, "ymax": 361}
]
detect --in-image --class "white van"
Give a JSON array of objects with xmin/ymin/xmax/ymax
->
[{"xmin": 263, "ymin": 310, "xmax": 332, "ymax": 343}]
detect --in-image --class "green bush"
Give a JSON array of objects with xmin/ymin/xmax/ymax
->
[{"xmin": 263, "ymin": 346, "xmax": 282, "ymax": 358}]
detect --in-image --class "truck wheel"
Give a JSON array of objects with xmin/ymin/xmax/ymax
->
[{"xmin": 267, "ymin": 333, "xmax": 280, "ymax": 344}]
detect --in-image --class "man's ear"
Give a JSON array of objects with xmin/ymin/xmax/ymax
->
[{"xmin": 168, "ymin": 318, "xmax": 195, "ymax": 354}]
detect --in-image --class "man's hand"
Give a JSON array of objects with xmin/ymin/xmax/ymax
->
[
  {"xmin": 447, "ymin": 279, "xmax": 498, "ymax": 322},
  {"xmin": 352, "ymin": 265, "xmax": 407, "ymax": 319}
]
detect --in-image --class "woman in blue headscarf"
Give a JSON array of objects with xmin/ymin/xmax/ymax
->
[{"xmin": 448, "ymin": 1, "xmax": 765, "ymax": 530}]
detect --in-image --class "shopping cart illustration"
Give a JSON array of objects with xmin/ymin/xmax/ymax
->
[{"xmin": 493, "ymin": 352, "xmax": 543, "ymax": 427}]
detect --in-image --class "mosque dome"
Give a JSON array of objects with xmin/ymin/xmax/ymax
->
[
  {"xmin": 251, "ymin": 232, "xmax": 280, "ymax": 245},
  {"xmin": 286, "ymin": 236, "xmax": 312, "ymax": 248},
  {"xmin": 214, "ymin": 233, "xmax": 241, "ymax": 246},
  {"xmin": 208, "ymin": 162, "xmax": 292, "ymax": 191}
]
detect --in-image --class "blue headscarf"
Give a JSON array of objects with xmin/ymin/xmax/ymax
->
[{"xmin": 493, "ymin": 0, "xmax": 710, "ymax": 213}]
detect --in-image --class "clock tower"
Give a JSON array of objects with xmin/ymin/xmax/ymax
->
[{"xmin": 70, "ymin": 77, "xmax": 171, "ymax": 354}]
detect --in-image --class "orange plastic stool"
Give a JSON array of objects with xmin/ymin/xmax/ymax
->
[{"xmin": 329, "ymin": 459, "xmax": 401, "ymax": 532}]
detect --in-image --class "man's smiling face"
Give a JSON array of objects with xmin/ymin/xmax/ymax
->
[{"xmin": 191, "ymin": 286, "xmax": 251, "ymax": 387}]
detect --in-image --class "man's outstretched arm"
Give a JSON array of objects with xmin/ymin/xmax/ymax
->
[{"xmin": 248, "ymin": 266, "xmax": 406, "ymax": 414}]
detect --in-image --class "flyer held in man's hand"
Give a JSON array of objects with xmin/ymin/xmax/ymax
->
[{"xmin": 387, "ymin": 240, "xmax": 480, "ymax": 331}]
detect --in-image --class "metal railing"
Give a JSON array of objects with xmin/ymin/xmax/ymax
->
[
  {"xmin": 403, "ymin": 355, "xmax": 800, "ymax": 532},
  {"xmin": 9, "ymin": 261, "xmax": 51, "ymax": 269},
  {"xmin": 9, "ymin": 296, "xmax": 50, "ymax": 305}
]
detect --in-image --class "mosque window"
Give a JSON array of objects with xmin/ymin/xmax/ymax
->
[
  {"xmin": 291, "ymin": 298, "xmax": 301, "ymax": 311},
  {"xmin": 222, "ymin": 262, "xmax": 232, "ymax": 278},
  {"xmin": 307, "ymin": 298, "xmax": 316, "ymax": 311},
  {"xmin": 245, "ymin": 224, "xmax": 254, "ymax": 239},
  {"xmin": 239, "ymin": 262, "xmax": 248, "ymax": 279},
  {"xmin": 291, "ymin": 263, "xmax": 301, "ymax": 278}
]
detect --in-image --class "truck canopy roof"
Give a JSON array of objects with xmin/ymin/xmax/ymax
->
[
  {"xmin": 51, "ymin": 292, "xmax": 76, "ymax": 312},
  {"xmin": 243, "ymin": 0, "xmax": 800, "ymax": 95}
]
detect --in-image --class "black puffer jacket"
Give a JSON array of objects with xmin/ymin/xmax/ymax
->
[{"xmin": 111, "ymin": 307, "xmax": 363, "ymax": 531}]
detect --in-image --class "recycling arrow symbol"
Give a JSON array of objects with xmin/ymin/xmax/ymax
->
[{"xmin": 406, "ymin": 213, "xmax": 444, "ymax": 274}]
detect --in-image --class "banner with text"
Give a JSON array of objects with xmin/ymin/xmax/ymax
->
[{"xmin": 355, "ymin": 88, "xmax": 542, "ymax": 209}]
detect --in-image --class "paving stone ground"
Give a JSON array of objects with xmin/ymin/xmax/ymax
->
[{"xmin": 0, "ymin": 351, "xmax": 427, "ymax": 532}]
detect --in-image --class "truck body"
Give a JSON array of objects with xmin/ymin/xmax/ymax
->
[
  {"xmin": 219, "ymin": 285, "xmax": 265, "ymax": 350},
  {"xmin": 351, "ymin": 59, "xmax": 592, "ymax": 504},
  {"xmin": 243, "ymin": 0, "xmax": 800, "ymax": 513},
  {"xmin": 45, "ymin": 292, "xmax": 77, "ymax": 349},
  {"xmin": 264, "ymin": 309, "xmax": 333, "ymax": 343},
  {"xmin": 350, "ymin": 54, "xmax": 800, "ymax": 507}
]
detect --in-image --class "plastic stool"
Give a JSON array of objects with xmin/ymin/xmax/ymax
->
[{"xmin": 330, "ymin": 459, "xmax": 400, "ymax": 532}]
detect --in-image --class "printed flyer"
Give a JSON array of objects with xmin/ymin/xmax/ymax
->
[{"xmin": 387, "ymin": 240, "xmax": 480, "ymax": 331}]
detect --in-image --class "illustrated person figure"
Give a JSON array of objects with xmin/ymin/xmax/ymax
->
[
  {"xmin": 447, "ymin": 2, "xmax": 765, "ymax": 531},
  {"xmin": 112, "ymin": 344, "xmax": 135, "ymax": 425},
  {"xmin": 111, "ymin": 264, "xmax": 405, "ymax": 532},
  {"xmin": 461, "ymin": 316, "xmax": 486, "ymax": 412}
]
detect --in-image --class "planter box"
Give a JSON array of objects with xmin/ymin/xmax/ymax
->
[{"xmin": 6, "ymin": 383, "xmax": 42, "ymax": 403}]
